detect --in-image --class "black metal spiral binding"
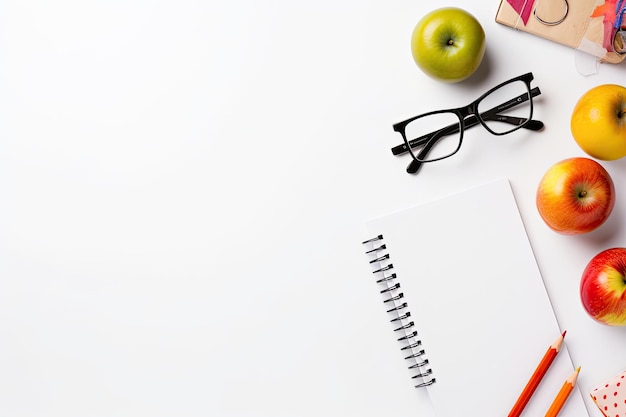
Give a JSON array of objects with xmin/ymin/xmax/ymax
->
[{"xmin": 362, "ymin": 234, "xmax": 436, "ymax": 389}]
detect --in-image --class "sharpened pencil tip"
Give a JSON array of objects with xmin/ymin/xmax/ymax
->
[
  {"xmin": 562, "ymin": 330, "xmax": 567, "ymax": 337},
  {"xmin": 576, "ymin": 366, "xmax": 581, "ymax": 372}
]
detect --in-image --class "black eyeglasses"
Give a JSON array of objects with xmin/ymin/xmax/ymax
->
[{"xmin": 391, "ymin": 72, "xmax": 543, "ymax": 174}]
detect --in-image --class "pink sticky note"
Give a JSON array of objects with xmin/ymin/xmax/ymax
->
[
  {"xmin": 590, "ymin": 370, "xmax": 626, "ymax": 417},
  {"xmin": 507, "ymin": 0, "xmax": 536, "ymax": 25}
]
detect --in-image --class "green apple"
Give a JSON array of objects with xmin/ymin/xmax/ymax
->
[{"xmin": 411, "ymin": 7, "xmax": 486, "ymax": 83}]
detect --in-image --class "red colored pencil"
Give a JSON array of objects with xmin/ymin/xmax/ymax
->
[
  {"xmin": 545, "ymin": 366, "xmax": 581, "ymax": 417},
  {"xmin": 508, "ymin": 331, "xmax": 566, "ymax": 417}
]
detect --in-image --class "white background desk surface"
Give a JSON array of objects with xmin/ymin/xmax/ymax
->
[{"xmin": 1, "ymin": 1, "xmax": 625, "ymax": 416}]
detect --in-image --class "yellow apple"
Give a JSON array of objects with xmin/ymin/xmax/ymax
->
[{"xmin": 571, "ymin": 84, "xmax": 626, "ymax": 160}]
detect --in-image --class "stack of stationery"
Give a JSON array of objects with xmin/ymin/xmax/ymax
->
[{"xmin": 495, "ymin": 0, "xmax": 626, "ymax": 63}]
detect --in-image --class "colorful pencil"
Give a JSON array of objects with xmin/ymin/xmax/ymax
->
[
  {"xmin": 545, "ymin": 366, "xmax": 581, "ymax": 417},
  {"xmin": 508, "ymin": 331, "xmax": 566, "ymax": 417}
]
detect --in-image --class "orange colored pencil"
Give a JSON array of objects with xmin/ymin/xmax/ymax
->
[
  {"xmin": 545, "ymin": 366, "xmax": 581, "ymax": 417},
  {"xmin": 508, "ymin": 331, "xmax": 566, "ymax": 417}
]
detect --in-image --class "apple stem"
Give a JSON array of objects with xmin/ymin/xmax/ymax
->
[
  {"xmin": 447, "ymin": 39, "xmax": 454, "ymax": 46},
  {"xmin": 579, "ymin": 190, "xmax": 587, "ymax": 198}
]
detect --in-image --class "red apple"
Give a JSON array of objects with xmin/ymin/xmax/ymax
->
[
  {"xmin": 536, "ymin": 157, "xmax": 615, "ymax": 234},
  {"xmin": 580, "ymin": 248, "xmax": 626, "ymax": 326}
]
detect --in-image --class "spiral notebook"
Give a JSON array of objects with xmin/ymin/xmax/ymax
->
[{"xmin": 361, "ymin": 179, "xmax": 589, "ymax": 417}]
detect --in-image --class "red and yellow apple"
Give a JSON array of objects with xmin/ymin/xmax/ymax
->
[
  {"xmin": 536, "ymin": 157, "xmax": 615, "ymax": 234},
  {"xmin": 571, "ymin": 84, "xmax": 626, "ymax": 160},
  {"xmin": 580, "ymin": 248, "xmax": 626, "ymax": 326},
  {"xmin": 410, "ymin": 7, "xmax": 486, "ymax": 83}
]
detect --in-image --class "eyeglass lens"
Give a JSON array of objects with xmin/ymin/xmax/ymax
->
[
  {"xmin": 477, "ymin": 79, "xmax": 532, "ymax": 134},
  {"xmin": 404, "ymin": 112, "xmax": 462, "ymax": 162}
]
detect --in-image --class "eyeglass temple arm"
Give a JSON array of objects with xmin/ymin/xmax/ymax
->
[
  {"xmin": 406, "ymin": 130, "xmax": 445, "ymax": 174},
  {"xmin": 391, "ymin": 87, "xmax": 542, "ymax": 156},
  {"xmin": 405, "ymin": 120, "xmax": 544, "ymax": 174},
  {"xmin": 394, "ymin": 114, "xmax": 543, "ymax": 157}
]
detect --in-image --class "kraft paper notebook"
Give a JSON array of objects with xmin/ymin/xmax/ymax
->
[
  {"xmin": 361, "ymin": 179, "xmax": 589, "ymax": 417},
  {"xmin": 495, "ymin": 0, "xmax": 626, "ymax": 64}
]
